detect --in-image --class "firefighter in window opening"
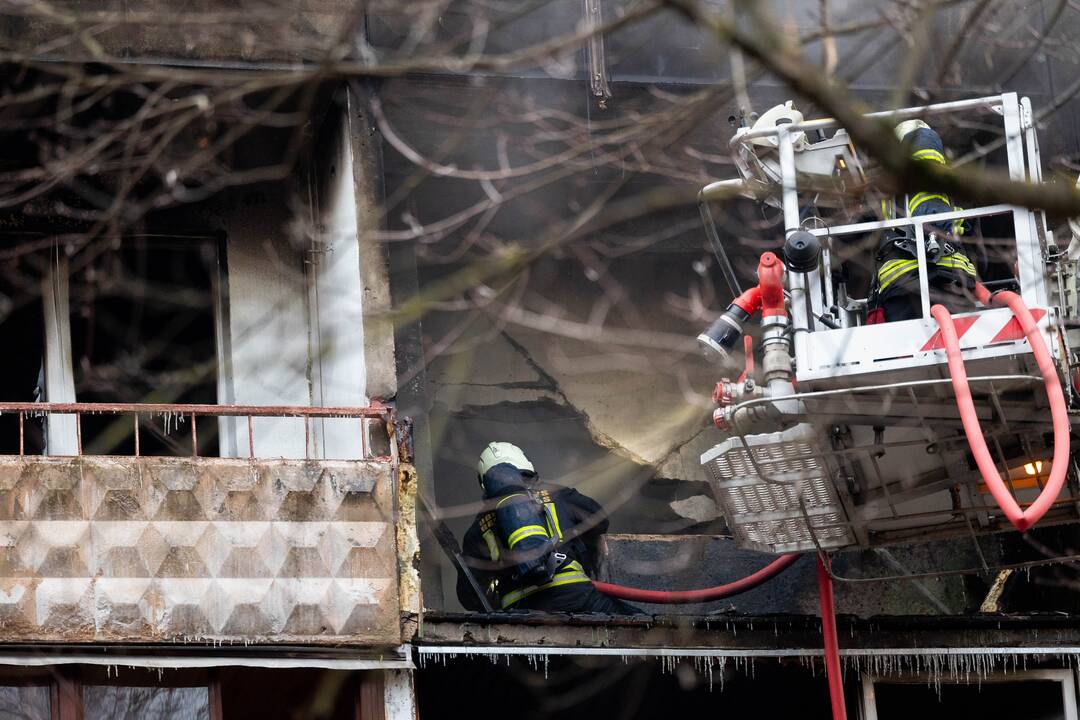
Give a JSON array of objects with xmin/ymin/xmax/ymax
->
[
  {"xmin": 456, "ymin": 441, "xmax": 640, "ymax": 614},
  {"xmin": 869, "ymin": 120, "xmax": 979, "ymax": 322}
]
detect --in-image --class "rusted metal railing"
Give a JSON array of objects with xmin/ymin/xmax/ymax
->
[{"xmin": 1, "ymin": 401, "xmax": 392, "ymax": 460}]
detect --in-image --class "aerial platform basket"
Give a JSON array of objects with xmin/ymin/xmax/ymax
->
[
  {"xmin": 698, "ymin": 92, "xmax": 1080, "ymax": 553},
  {"xmin": 702, "ymin": 424, "xmax": 856, "ymax": 553}
]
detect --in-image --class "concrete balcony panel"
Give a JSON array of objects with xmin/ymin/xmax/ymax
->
[{"xmin": 0, "ymin": 455, "xmax": 406, "ymax": 646}]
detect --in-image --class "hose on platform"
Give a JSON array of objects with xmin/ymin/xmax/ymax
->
[
  {"xmin": 592, "ymin": 552, "xmax": 801, "ymax": 603},
  {"xmin": 930, "ymin": 285, "xmax": 1070, "ymax": 532}
]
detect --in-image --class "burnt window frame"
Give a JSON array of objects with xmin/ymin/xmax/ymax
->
[
  {"xmin": 31, "ymin": 234, "xmax": 225, "ymax": 458},
  {"xmin": 0, "ymin": 665, "xmax": 222, "ymax": 720},
  {"xmin": 860, "ymin": 668, "xmax": 1079, "ymax": 720}
]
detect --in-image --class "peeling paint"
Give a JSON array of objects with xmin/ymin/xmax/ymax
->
[{"xmin": 397, "ymin": 462, "xmax": 422, "ymax": 637}]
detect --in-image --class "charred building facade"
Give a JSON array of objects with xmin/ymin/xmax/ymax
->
[{"xmin": 1, "ymin": 1, "xmax": 1080, "ymax": 718}]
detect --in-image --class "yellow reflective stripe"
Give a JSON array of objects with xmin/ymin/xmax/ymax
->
[
  {"xmin": 879, "ymin": 273, "xmax": 914, "ymax": 292},
  {"xmin": 912, "ymin": 148, "xmax": 946, "ymax": 164},
  {"xmin": 937, "ymin": 255, "xmax": 975, "ymax": 269},
  {"xmin": 482, "ymin": 530, "xmax": 500, "ymax": 562},
  {"xmin": 507, "ymin": 525, "xmax": 549, "ymax": 548},
  {"xmin": 937, "ymin": 254, "xmax": 977, "ymax": 276},
  {"xmin": 952, "ymin": 209, "xmax": 966, "ymax": 236},
  {"xmin": 879, "ymin": 254, "xmax": 976, "ymax": 291},
  {"xmin": 936, "ymin": 261, "xmax": 974, "ymax": 273},
  {"xmin": 544, "ymin": 502, "xmax": 563, "ymax": 540},
  {"xmin": 938, "ymin": 251, "xmax": 974, "ymax": 264},
  {"xmin": 878, "ymin": 271, "xmax": 914, "ymax": 289},
  {"xmin": 942, "ymin": 265, "xmax": 977, "ymax": 277},
  {"xmin": 878, "ymin": 258, "xmax": 915, "ymax": 274},
  {"xmin": 878, "ymin": 263, "xmax": 917, "ymax": 283},
  {"xmin": 877, "ymin": 259, "xmax": 918, "ymax": 290},
  {"xmin": 909, "ymin": 192, "xmax": 952, "ymax": 214},
  {"xmin": 880, "ymin": 198, "xmax": 895, "ymax": 220},
  {"xmin": 500, "ymin": 569, "xmax": 591, "ymax": 608},
  {"xmin": 496, "ymin": 493, "xmax": 526, "ymax": 508},
  {"xmin": 878, "ymin": 268, "xmax": 918, "ymax": 292}
]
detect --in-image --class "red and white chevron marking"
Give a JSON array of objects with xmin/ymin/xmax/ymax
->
[{"xmin": 920, "ymin": 308, "xmax": 1047, "ymax": 352}]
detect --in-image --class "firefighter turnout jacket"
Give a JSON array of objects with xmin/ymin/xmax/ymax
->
[
  {"xmin": 457, "ymin": 474, "xmax": 608, "ymax": 611},
  {"xmin": 874, "ymin": 124, "xmax": 978, "ymax": 314}
]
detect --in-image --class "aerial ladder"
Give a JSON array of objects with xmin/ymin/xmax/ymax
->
[
  {"xmin": 674, "ymin": 93, "xmax": 1080, "ymax": 720},
  {"xmin": 696, "ymin": 93, "xmax": 1080, "ymax": 555},
  {"xmin": 594, "ymin": 94, "xmax": 1080, "ymax": 720}
]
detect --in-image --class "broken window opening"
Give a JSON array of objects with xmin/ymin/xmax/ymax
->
[
  {"xmin": 68, "ymin": 235, "xmax": 221, "ymax": 457},
  {"xmin": 863, "ymin": 670, "xmax": 1078, "ymax": 720},
  {"xmin": 0, "ymin": 666, "xmax": 217, "ymax": 720},
  {"xmin": 0, "ymin": 245, "xmax": 47, "ymax": 455},
  {"xmin": 0, "ymin": 665, "xmax": 380, "ymax": 720}
]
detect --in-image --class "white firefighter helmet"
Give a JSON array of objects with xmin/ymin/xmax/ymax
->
[
  {"xmin": 748, "ymin": 101, "xmax": 807, "ymax": 149},
  {"xmin": 477, "ymin": 441, "xmax": 536, "ymax": 478},
  {"xmin": 895, "ymin": 119, "xmax": 931, "ymax": 142}
]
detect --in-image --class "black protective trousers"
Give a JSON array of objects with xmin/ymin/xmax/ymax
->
[
  {"xmin": 511, "ymin": 582, "xmax": 641, "ymax": 615},
  {"xmin": 879, "ymin": 272, "xmax": 976, "ymax": 321}
]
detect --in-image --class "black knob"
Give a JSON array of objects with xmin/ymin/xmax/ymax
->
[{"xmin": 784, "ymin": 231, "xmax": 820, "ymax": 273}]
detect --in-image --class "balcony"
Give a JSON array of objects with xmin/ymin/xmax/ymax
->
[{"xmin": 0, "ymin": 401, "xmax": 416, "ymax": 649}]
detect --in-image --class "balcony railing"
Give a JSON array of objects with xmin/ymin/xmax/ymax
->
[{"xmin": 0, "ymin": 401, "xmax": 394, "ymax": 460}]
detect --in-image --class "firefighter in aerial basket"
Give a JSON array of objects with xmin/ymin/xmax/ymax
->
[
  {"xmin": 869, "ymin": 120, "xmax": 979, "ymax": 322},
  {"xmin": 456, "ymin": 441, "xmax": 639, "ymax": 614}
]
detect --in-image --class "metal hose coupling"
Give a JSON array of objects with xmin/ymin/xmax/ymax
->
[{"xmin": 698, "ymin": 303, "xmax": 752, "ymax": 360}]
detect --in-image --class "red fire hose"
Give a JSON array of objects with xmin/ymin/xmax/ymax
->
[
  {"xmin": 931, "ymin": 285, "xmax": 1070, "ymax": 532},
  {"xmin": 592, "ymin": 552, "xmax": 800, "ymax": 604},
  {"xmin": 817, "ymin": 556, "xmax": 847, "ymax": 720},
  {"xmin": 594, "ymin": 553, "xmax": 846, "ymax": 719}
]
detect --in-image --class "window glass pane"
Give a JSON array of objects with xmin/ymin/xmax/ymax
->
[
  {"xmin": 0, "ymin": 685, "xmax": 51, "ymax": 720},
  {"xmin": 83, "ymin": 685, "xmax": 209, "ymax": 720}
]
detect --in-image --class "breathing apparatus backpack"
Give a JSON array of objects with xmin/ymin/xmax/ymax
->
[{"xmin": 480, "ymin": 464, "xmax": 559, "ymax": 585}]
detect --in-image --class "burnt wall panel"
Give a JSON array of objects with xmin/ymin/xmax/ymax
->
[
  {"xmin": 0, "ymin": 0, "xmax": 363, "ymax": 64},
  {"xmin": 596, "ymin": 534, "xmax": 996, "ymax": 617},
  {"xmin": 0, "ymin": 456, "xmax": 402, "ymax": 645}
]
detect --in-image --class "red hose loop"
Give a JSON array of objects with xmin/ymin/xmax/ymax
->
[
  {"xmin": 592, "ymin": 552, "xmax": 801, "ymax": 604},
  {"xmin": 817, "ymin": 556, "xmax": 848, "ymax": 720},
  {"xmin": 930, "ymin": 287, "xmax": 1070, "ymax": 532}
]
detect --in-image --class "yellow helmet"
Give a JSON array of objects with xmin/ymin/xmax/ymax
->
[{"xmin": 477, "ymin": 441, "xmax": 535, "ymax": 478}]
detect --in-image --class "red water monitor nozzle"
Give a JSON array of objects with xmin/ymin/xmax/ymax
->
[{"xmin": 698, "ymin": 252, "xmax": 787, "ymax": 361}]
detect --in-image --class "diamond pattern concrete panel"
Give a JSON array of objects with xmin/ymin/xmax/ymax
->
[{"xmin": 0, "ymin": 456, "xmax": 400, "ymax": 645}]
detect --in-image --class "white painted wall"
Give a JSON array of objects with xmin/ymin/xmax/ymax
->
[
  {"xmin": 306, "ymin": 105, "xmax": 368, "ymax": 459},
  {"xmin": 382, "ymin": 670, "xmax": 418, "ymax": 720},
  {"xmin": 217, "ymin": 103, "xmax": 370, "ymax": 460},
  {"xmin": 41, "ymin": 247, "xmax": 78, "ymax": 455},
  {"xmin": 219, "ymin": 222, "xmax": 312, "ymax": 459}
]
